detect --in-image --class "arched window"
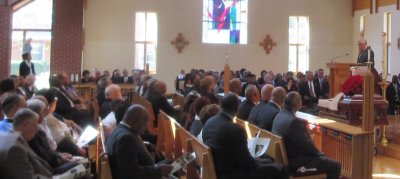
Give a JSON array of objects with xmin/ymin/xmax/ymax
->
[{"xmin": 11, "ymin": 0, "xmax": 52, "ymax": 89}]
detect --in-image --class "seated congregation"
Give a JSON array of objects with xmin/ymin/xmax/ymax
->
[{"xmin": 2, "ymin": 66, "xmax": 379, "ymax": 179}]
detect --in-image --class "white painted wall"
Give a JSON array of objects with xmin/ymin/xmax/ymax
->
[
  {"xmin": 83, "ymin": 0, "xmax": 354, "ymax": 91},
  {"xmin": 354, "ymin": 5, "xmax": 400, "ymax": 81}
]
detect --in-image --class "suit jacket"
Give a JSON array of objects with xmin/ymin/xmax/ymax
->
[
  {"xmin": 19, "ymin": 60, "xmax": 35, "ymax": 77},
  {"xmin": 236, "ymin": 99, "xmax": 256, "ymax": 120},
  {"xmin": 189, "ymin": 119, "xmax": 203, "ymax": 137},
  {"xmin": 272, "ymin": 108, "xmax": 321, "ymax": 171},
  {"xmin": 249, "ymin": 101, "xmax": 280, "ymax": 131},
  {"xmin": 357, "ymin": 48, "xmax": 375, "ymax": 65},
  {"xmin": 315, "ymin": 77, "xmax": 329, "ymax": 99},
  {"xmin": 120, "ymin": 76, "xmax": 134, "ymax": 84},
  {"xmin": 111, "ymin": 77, "xmax": 123, "ymax": 84},
  {"xmin": 0, "ymin": 133, "xmax": 52, "ymax": 178},
  {"xmin": 386, "ymin": 82, "xmax": 400, "ymax": 104},
  {"xmin": 53, "ymin": 87, "xmax": 76, "ymax": 117},
  {"xmin": 28, "ymin": 129, "xmax": 60, "ymax": 168},
  {"xmin": 17, "ymin": 85, "xmax": 35, "ymax": 99},
  {"xmin": 248, "ymin": 101, "xmax": 268, "ymax": 126},
  {"xmin": 106, "ymin": 124, "xmax": 161, "ymax": 179},
  {"xmin": 299, "ymin": 79, "xmax": 321, "ymax": 107},
  {"xmin": 202, "ymin": 112, "xmax": 258, "ymax": 179},
  {"xmin": 150, "ymin": 92, "xmax": 176, "ymax": 127}
]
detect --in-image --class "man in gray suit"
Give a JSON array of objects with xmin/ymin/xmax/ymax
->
[
  {"xmin": 272, "ymin": 92, "xmax": 341, "ymax": 179},
  {"xmin": 0, "ymin": 108, "xmax": 53, "ymax": 178}
]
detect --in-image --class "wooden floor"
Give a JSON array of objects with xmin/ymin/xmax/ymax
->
[{"xmin": 373, "ymin": 154, "xmax": 400, "ymax": 178}]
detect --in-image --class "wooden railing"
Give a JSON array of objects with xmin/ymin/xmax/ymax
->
[
  {"xmin": 73, "ymin": 83, "xmax": 136, "ymax": 103},
  {"xmin": 296, "ymin": 112, "xmax": 373, "ymax": 179}
]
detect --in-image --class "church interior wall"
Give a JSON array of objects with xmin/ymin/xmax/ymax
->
[{"xmin": 83, "ymin": 0, "xmax": 353, "ymax": 91}]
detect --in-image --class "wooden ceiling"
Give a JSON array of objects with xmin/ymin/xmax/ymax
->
[{"xmin": 353, "ymin": 0, "xmax": 399, "ymax": 15}]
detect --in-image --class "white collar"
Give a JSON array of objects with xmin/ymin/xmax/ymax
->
[
  {"xmin": 120, "ymin": 121, "xmax": 132, "ymax": 129},
  {"xmin": 270, "ymin": 100, "xmax": 281, "ymax": 110},
  {"xmin": 194, "ymin": 115, "xmax": 200, "ymax": 121}
]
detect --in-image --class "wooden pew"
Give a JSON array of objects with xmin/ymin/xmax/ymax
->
[
  {"xmin": 157, "ymin": 110, "xmax": 179, "ymax": 160},
  {"xmin": 96, "ymin": 121, "xmax": 112, "ymax": 179},
  {"xmin": 258, "ymin": 129, "xmax": 326, "ymax": 179},
  {"xmin": 175, "ymin": 123, "xmax": 199, "ymax": 179},
  {"xmin": 234, "ymin": 117, "xmax": 259, "ymax": 139},
  {"xmin": 234, "ymin": 117, "xmax": 326, "ymax": 179},
  {"xmin": 191, "ymin": 137, "xmax": 218, "ymax": 179},
  {"xmin": 131, "ymin": 92, "xmax": 157, "ymax": 135}
]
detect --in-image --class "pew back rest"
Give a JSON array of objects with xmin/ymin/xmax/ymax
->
[
  {"xmin": 258, "ymin": 129, "xmax": 288, "ymax": 165},
  {"xmin": 191, "ymin": 138, "xmax": 217, "ymax": 179},
  {"xmin": 99, "ymin": 153, "xmax": 113, "ymax": 179},
  {"xmin": 158, "ymin": 110, "xmax": 178, "ymax": 160}
]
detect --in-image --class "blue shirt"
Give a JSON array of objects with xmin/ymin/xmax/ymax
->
[{"xmin": 0, "ymin": 119, "xmax": 13, "ymax": 133}]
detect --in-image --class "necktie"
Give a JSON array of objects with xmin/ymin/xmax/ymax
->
[{"xmin": 309, "ymin": 81, "xmax": 315, "ymax": 97}]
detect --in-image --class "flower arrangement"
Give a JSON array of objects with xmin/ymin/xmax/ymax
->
[{"xmin": 341, "ymin": 75, "xmax": 364, "ymax": 96}]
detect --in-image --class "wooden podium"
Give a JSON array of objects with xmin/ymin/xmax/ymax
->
[{"xmin": 326, "ymin": 63, "xmax": 359, "ymax": 98}]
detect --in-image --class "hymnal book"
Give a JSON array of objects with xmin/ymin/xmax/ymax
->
[
  {"xmin": 247, "ymin": 132, "xmax": 270, "ymax": 158},
  {"xmin": 170, "ymin": 153, "xmax": 196, "ymax": 174},
  {"xmin": 77, "ymin": 126, "xmax": 98, "ymax": 147}
]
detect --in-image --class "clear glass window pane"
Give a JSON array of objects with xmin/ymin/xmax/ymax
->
[
  {"xmin": 146, "ymin": 44, "xmax": 157, "ymax": 74},
  {"xmin": 289, "ymin": 16, "xmax": 298, "ymax": 44},
  {"xmin": 146, "ymin": 13, "xmax": 158, "ymax": 42},
  {"xmin": 360, "ymin": 16, "xmax": 365, "ymax": 33},
  {"xmin": 289, "ymin": 46, "xmax": 297, "ymax": 72},
  {"xmin": 135, "ymin": 43, "xmax": 145, "ymax": 70},
  {"xmin": 298, "ymin": 46, "xmax": 308, "ymax": 73},
  {"xmin": 13, "ymin": 0, "xmax": 53, "ymax": 29},
  {"xmin": 298, "ymin": 17, "xmax": 309, "ymax": 45},
  {"xmin": 11, "ymin": 31, "xmax": 24, "ymax": 75},
  {"xmin": 135, "ymin": 12, "xmax": 146, "ymax": 42}
]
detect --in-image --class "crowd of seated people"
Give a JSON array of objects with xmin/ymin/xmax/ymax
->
[
  {"xmin": 0, "ymin": 66, "xmax": 344, "ymax": 178},
  {"xmin": 0, "ymin": 74, "xmax": 91, "ymax": 177}
]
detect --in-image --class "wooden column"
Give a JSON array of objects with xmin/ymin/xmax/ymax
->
[
  {"xmin": 361, "ymin": 68, "xmax": 374, "ymax": 179},
  {"xmin": 224, "ymin": 53, "xmax": 230, "ymax": 94}
]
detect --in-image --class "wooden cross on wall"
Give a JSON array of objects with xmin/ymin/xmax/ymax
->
[
  {"xmin": 259, "ymin": 34, "xmax": 277, "ymax": 54},
  {"xmin": 171, "ymin": 33, "xmax": 189, "ymax": 53}
]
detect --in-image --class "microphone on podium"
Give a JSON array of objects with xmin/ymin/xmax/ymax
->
[{"xmin": 330, "ymin": 53, "xmax": 349, "ymax": 63}]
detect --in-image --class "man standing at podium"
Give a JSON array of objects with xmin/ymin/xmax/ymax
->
[{"xmin": 357, "ymin": 39, "xmax": 374, "ymax": 65}]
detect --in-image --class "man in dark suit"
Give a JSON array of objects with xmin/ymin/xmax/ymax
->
[
  {"xmin": 50, "ymin": 75, "xmax": 92, "ymax": 128},
  {"xmin": 99, "ymin": 84, "xmax": 123, "ymax": 119},
  {"xmin": 120, "ymin": 69, "xmax": 134, "ymax": 84},
  {"xmin": 106, "ymin": 104, "xmax": 173, "ymax": 179},
  {"xmin": 357, "ymin": 39, "xmax": 374, "ymax": 64},
  {"xmin": 272, "ymin": 92, "xmax": 341, "ymax": 179},
  {"xmin": 315, "ymin": 69, "xmax": 329, "ymax": 99},
  {"xmin": 299, "ymin": 71, "xmax": 321, "ymax": 109},
  {"xmin": 250, "ymin": 87, "xmax": 286, "ymax": 131},
  {"xmin": 202, "ymin": 93, "xmax": 289, "ymax": 179},
  {"xmin": 386, "ymin": 75, "xmax": 400, "ymax": 114},
  {"xmin": 19, "ymin": 53, "xmax": 36, "ymax": 78},
  {"xmin": 237, "ymin": 85, "xmax": 260, "ymax": 120},
  {"xmin": 0, "ymin": 109, "xmax": 53, "ymax": 178},
  {"xmin": 248, "ymin": 84, "xmax": 274, "ymax": 126}
]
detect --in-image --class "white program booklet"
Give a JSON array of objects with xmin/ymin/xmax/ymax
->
[
  {"xmin": 248, "ymin": 134, "xmax": 270, "ymax": 158},
  {"xmin": 76, "ymin": 126, "xmax": 99, "ymax": 147},
  {"xmin": 170, "ymin": 152, "xmax": 196, "ymax": 174}
]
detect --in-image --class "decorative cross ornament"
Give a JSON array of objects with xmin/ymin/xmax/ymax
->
[
  {"xmin": 259, "ymin": 34, "xmax": 277, "ymax": 54},
  {"xmin": 171, "ymin": 33, "xmax": 189, "ymax": 53}
]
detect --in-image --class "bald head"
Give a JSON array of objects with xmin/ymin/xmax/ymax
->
[
  {"xmin": 105, "ymin": 84, "xmax": 122, "ymax": 100},
  {"xmin": 271, "ymin": 87, "xmax": 286, "ymax": 107},
  {"xmin": 245, "ymin": 85, "xmax": 260, "ymax": 103},
  {"xmin": 261, "ymin": 84, "xmax": 274, "ymax": 102},
  {"xmin": 122, "ymin": 104, "xmax": 149, "ymax": 134},
  {"xmin": 229, "ymin": 78, "xmax": 242, "ymax": 95}
]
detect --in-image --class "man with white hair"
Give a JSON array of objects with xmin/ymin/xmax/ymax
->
[
  {"xmin": 0, "ymin": 108, "xmax": 52, "ymax": 178},
  {"xmin": 17, "ymin": 74, "xmax": 36, "ymax": 99},
  {"xmin": 357, "ymin": 39, "xmax": 374, "ymax": 64},
  {"xmin": 99, "ymin": 84, "xmax": 123, "ymax": 119}
]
